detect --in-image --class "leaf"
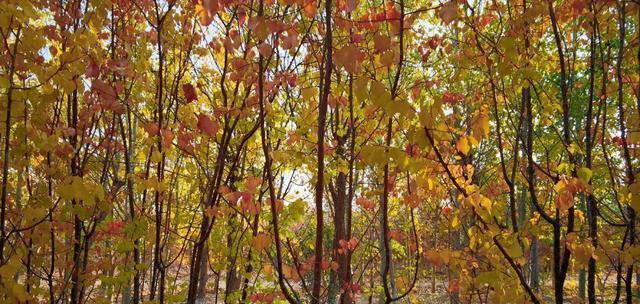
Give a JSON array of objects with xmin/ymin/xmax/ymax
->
[
  {"xmin": 439, "ymin": 1, "xmax": 458, "ymax": 24},
  {"xmin": 197, "ymin": 0, "xmax": 218, "ymax": 26},
  {"xmin": 151, "ymin": 150, "xmax": 162, "ymax": 163},
  {"xmin": 572, "ymin": 243, "xmax": 595, "ymax": 266},
  {"xmin": 353, "ymin": 77, "xmax": 368, "ymax": 101},
  {"xmin": 373, "ymin": 34, "xmax": 391, "ymax": 53},
  {"xmin": 301, "ymin": 87, "xmax": 318, "ymax": 101},
  {"xmin": 205, "ymin": 206, "xmax": 222, "ymax": 217},
  {"xmin": 144, "ymin": 123, "xmax": 159, "ymax": 137},
  {"xmin": 555, "ymin": 181, "xmax": 574, "ymax": 212},
  {"xmin": 85, "ymin": 60, "xmax": 100, "ymax": 78},
  {"xmin": 504, "ymin": 238, "xmax": 523, "ymax": 258},
  {"xmin": 252, "ymin": 233, "xmax": 272, "ymax": 252},
  {"xmin": 91, "ymin": 79, "xmax": 117, "ymax": 102},
  {"xmin": 258, "ymin": 42, "xmax": 273, "ymax": 57},
  {"xmin": 356, "ymin": 197, "xmax": 375, "ymax": 210},
  {"xmin": 571, "ymin": 0, "xmax": 587, "ymax": 16},
  {"xmin": 476, "ymin": 271, "xmax": 499, "ymax": 286},
  {"xmin": 334, "ymin": 45, "xmax": 363, "ymax": 74},
  {"xmin": 577, "ymin": 167, "xmax": 593, "ymax": 183},
  {"xmin": 345, "ymin": 0, "xmax": 359, "ymax": 13},
  {"xmin": 456, "ymin": 136, "xmax": 470, "ymax": 155},
  {"xmin": 302, "ymin": 1, "xmax": 317, "ymax": 18},
  {"xmin": 630, "ymin": 193, "xmax": 640, "ymax": 213},
  {"xmin": 425, "ymin": 249, "xmax": 451, "ymax": 267},
  {"xmin": 471, "ymin": 108, "xmax": 490, "ymax": 140},
  {"xmin": 177, "ymin": 129, "xmax": 194, "ymax": 152},
  {"xmin": 246, "ymin": 176, "xmax": 263, "ymax": 192},
  {"xmin": 451, "ymin": 215, "xmax": 459, "ymax": 229},
  {"xmin": 320, "ymin": 260, "xmax": 330, "ymax": 270},
  {"xmin": 196, "ymin": 4, "xmax": 213, "ymax": 26},
  {"xmin": 160, "ymin": 129, "xmax": 174, "ymax": 148},
  {"xmin": 442, "ymin": 91, "xmax": 464, "ymax": 104},
  {"xmin": 197, "ymin": 113, "xmax": 219, "ymax": 138},
  {"xmin": 182, "ymin": 83, "xmax": 198, "ymax": 102},
  {"xmin": 370, "ymin": 80, "xmax": 392, "ymax": 107},
  {"xmin": 360, "ymin": 145, "xmax": 388, "ymax": 165}
]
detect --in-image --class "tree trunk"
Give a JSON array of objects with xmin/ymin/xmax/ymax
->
[{"xmin": 196, "ymin": 243, "xmax": 209, "ymax": 304}]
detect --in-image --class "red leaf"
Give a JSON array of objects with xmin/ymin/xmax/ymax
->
[
  {"xmin": 160, "ymin": 129, "xmax": 174, "ymax": 148},
  {"xmin": 107, "ymin": 59, "xmax": 128, "ymax": 76},
  {"xmin": 345, "ymin": 0, "xmax": 359, "ymax": 12},
  {"xmin": 442, "ymin": 91, "xmax": 465, "ymax": 104},
  {"xmin": 177, "ymin": 130, "xmax": 193, "ymax": 152},
  {"xmin": 320, "ymin": 260, "xmax": 330, "ymax": 270},
  {"xmin": 85, "ymin": 61, "xmax": 100, "ymax": 78},
  {"xmin": 91, "ymin": 79, "xmax": 116, "ymax": 101},
  {"xmin": 197, "ymin": 113, "xmax": 219, "ymax": 138},
  {"xmin": 143, "ymin": 123, "xmax": 159, "ymax": 136},
  {"xmin": 182, "ymin": 83, "xmax": 198, "ymax": 102}
]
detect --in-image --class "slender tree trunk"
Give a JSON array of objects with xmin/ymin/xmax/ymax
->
[
  {"xmin": 69, "ymin": 88, "xmax": 84, "ymax": 304},
  {"xmin": 311, "ymin": 0, "xmax": 333, "ymax": 301},
  {"xmin": 256, "ymin": 0, "xmax": 296, "ymax": 301},
  {"xmin": 225, "ymin": 216, "xmax": 240, "ymax": 301},
  {"xmin": 0, "ymin": 24, "xmax": 20, "ymax": 265},
  {"xmin": 613, "ymin": 2, "xmax": 636, "ymax": 303},
  {"xmin": 195, "ymin": 243, "xmax": 209, "ymax": 304},
  {"xmin": 241, "ymin": 214, "xmax": 260, "ymax": 302},
  {"xmin": 337, "ymin": 171, "xmax": 348, "ymax": 295},
  {"xmin": 530, "ymin": 235, "xmax": 540, "ymax": 291},
  {"xmin": 585, "ymin": 3, "xmax": 598, "ymax": 302}
]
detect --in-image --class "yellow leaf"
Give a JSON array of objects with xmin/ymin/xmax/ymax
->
[
  {"xmin": 353, "ymin": 77, "xmax": 368, "ymax": 102},
  {"xmin": 370, "ymin": 80, "xmax": 392, "ymax": 107},
  {"xmin": 451, "ymin": 215, "xmax": 460, "ymax": 229},
  {"xmin": 301, "ymin": 87, "xmax": 318, "ymax": 101},
  {"xmin": 151, "ymin": 149, "xmax": 162, "ymax": 163},
  {"xmin": 456, "ymin": 136, "xmax": 470, "ymax": 155}
]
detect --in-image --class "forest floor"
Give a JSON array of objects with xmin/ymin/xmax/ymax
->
[{"xmin": 196, "ymin": 272, "xmax": 630, "ymax": 303}]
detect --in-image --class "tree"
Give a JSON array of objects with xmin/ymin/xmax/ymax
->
[{"xmin": 0, "ymin": 0, "xmax": 638, "ymax": 303}]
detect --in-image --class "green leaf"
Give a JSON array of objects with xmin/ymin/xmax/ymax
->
[{"xmin": 577, "ymin": 167, "xmax": 593, "ymax": 183}]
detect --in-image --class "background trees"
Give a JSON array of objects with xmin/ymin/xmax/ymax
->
[{"xmin": 0, "ymin": 0, "xmax": 638, "ymax": 303}]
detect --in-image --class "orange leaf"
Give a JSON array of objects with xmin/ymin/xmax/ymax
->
[
  {"xmin": 252, "ymin": 233, "xmax": 272, "ymax": 251},
  {"xmin": 356, "ymin": 197, "xmax": 375, "ymax": 210},
  {"xmin": 373, "ymin": 33, "xmax": 391, "ymax": 53},
  {"xmin": 302, "ymin": 1, "xmax": 317, "ymax": 18},
  {"xmin": 196, "ymin": 4, "xmax": 213, "ymax": 26},
  {"xmin": 334, "ymin": 45, "xmax": 363, "ymax": 74},
  {"xmin": 160, "ymin": 129, "xmax": 174, "ymax": 148},
  {"xmin": 321, "ymin": 260, "xmax": 330, "ymax": 270},
  {"xmin": 439, "ymin": 1, "xmax": 458, "ymax": 24},
  {"xmin": 258, "ymin": 42, "xmax": 273, "ymax": 58},
  {"xmin": 246, "ymin": 176, "xmax": 263, "ymax": 192}
]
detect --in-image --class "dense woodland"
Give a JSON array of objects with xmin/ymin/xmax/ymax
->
[{"xmin": 0, "ymin": 0, "xmax": 639, "ymax": 303}]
